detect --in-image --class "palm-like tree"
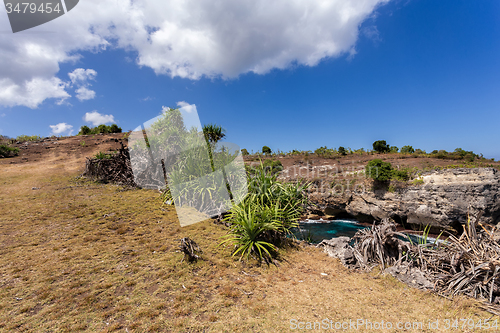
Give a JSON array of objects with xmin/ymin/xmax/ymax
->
[{"xmin": 202, "ymin": 124, "xmax": 226, "ymax": 145}]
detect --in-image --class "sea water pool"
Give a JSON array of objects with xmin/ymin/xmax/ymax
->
[
  {"xmin": 292, "ymin": 219, "xmax": 439, "ymax": 244},
  {"xmin": 292, "ymin": 219, "xmax": 368, "ymax": 243}
]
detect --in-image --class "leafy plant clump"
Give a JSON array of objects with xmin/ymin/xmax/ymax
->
[
  {"xmin": 78, "ymin": 124, "xmax": 122, "ymax": 135},
  {"xmin": 262, "ymin": 146, "xmax": 272, "ymax": 155},
  {"xmin": 246, "ymin": 159, "xmax": 283, "ymax": 176},
  {"xmin": 16, "ymin": 135, "xmax": 41, "ymax": 142},
  {"xmin": 0, "ymin": 144, "xmax": 19, "ymax": 157},
  {"xmin": 372, "ymin": 140, "xmax": 390, "ymax": 153},
  {"xmin": 400, "ymin": 145, "xmax": 415, "ymax": 154},
  {"xmin": 221, "ymin": 163, "xmax": 309, "ymax": 264},
  {"xmin": 365, "ymin": 159, "xmax": 393, "ymax": 182},
  {"xmin": 94, "ymin": 151, "xmax": 114, "ymax": 160}
]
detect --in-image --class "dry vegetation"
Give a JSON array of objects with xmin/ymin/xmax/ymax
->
[{"xmin": 0, "ymin": 136, "xmax": 497, "ymax": 332}]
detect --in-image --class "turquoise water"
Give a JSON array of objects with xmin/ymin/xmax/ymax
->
[
  {"xmin": 293, "ymin": 219, "xmax": 438, "ymax": 244},
  {"xmin": 292, "ymin": 219, "xmax": 368, "ymax": 243}
]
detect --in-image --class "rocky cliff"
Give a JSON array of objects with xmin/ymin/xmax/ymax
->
[{"xmin": 306, "ymin": 168, "xmax": 500, "ymax": 231}]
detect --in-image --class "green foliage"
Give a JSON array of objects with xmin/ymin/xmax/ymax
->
[
  {"xmin": 94, "ymin": 151, "xmax": 113, "ymax": 160},
  {"xmin": 430, "ymin": 148, "xmax": 477, "ymax": 162},
  {"xmin": 338, "ymin": 146, "xmax": 347, "ymax": 156},
  {"xmin": 372, "ymin": 140, "xmax": 390, "ymax": 153},
  {"xmin": 16, "ymin": 135, "xmax": 41, "ymax": 142},
  {"xmin": 202, "ymin": 124, "xmax": 226, "ymax": 145},
  {"xmin": 109, "ymin": 124, "xmax": 121, "ymax": 134},
  {"xmin": 365, "ymin": 159, "xmax": 393, "ymax": 182},
  {"xmin": 262, "ymin": 146, "xmax": 272, "ymax": 155},
  {"xmin": 391, "ymin": 168, "xmax": 410, "ymax": 181},
  {"xmin": 78, "ymin": 124, "xmax": 122, "ymax": 135},
  {"xmin": 389, "ymin": 146, "xmax": 399, "ymax": 153},
  {"xmin": 80, "ymin": 141, "xmax": 85, "ymax": 147},
  {"xmin": 79, "ymin": 125, "xmax": 91, "ymax": 135},
  {"xmin": 222, "ymin": 162, "xmax": 310, "ymax": 263},
  {"xmin": 0, "ymin": 144, "xmax": 19, "ymax": 157},
  {"xmin": 241, "ymin": 148, "xmax": 249, "ymax": 156},
  {"xmin": 400, "ymin": 145, "xmax": 415, "ymax": 154},
  {"xmin": 412, "ymin": 178, "xmax": 424, "ymax": 185}
]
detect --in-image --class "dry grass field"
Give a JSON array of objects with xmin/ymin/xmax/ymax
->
[{"xmin": 0, "ymin": 136, "xmax": 496, "ymax": 332}]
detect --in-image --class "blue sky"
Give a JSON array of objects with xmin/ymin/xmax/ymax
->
[{"xmin": 1, "ymin": 0, "xmax": 499, "ymax": 159}]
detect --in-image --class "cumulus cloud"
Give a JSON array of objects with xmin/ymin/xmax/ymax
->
[
  {"xmin": 69, "ymin": 68, "xmax": 97, "ymax": 85},
  {"xmin": 68, "ymin": 68, "xmax": 97, "ymax": 101},
  {"xmin": 176, "ymin": 101, "xmax": 196, "ymax": 113},
  {"xmin": 83, "ymin": 111, "xmax": 115, "ymax": 126},
  {"xmin": 75, "ymin": 87, "xmax": 96, "ymax": 101},
  {"xmin": 0, "ymin": 0, "xmax": 389, "ymax": 107},
  {"xmin": 50, "ymin": 122, "xmax": 73, "ymax": 135},
  {"xmin": 0, "ymin": 77, "xmax": 70, "ymax": 108}
]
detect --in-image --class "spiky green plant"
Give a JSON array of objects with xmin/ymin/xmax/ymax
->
[
  {"xmin": 220, "ymin": 202, "xmax": 280, "ymax": 263},
  {"xmin": 221, "ymin": 162, "xmax": 310, "ymax": 263}
]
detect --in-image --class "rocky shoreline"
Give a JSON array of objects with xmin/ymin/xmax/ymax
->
[{"xmin": 303, "ymin": 167, "xmax": 500, "ymax": 232}]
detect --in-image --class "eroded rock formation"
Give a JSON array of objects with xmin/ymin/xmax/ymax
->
[{"xmin": 306, "ymin": 168, "xmax": 500, "ymax": 230}]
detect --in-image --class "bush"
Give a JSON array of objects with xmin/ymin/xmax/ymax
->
[
  {"xmin": 389, "ymin": 146, "xmax": 399, "ymax": 153},
  {"xmin": 241, "ymin": 148, "xmax": 249, "ymax": 156},
  {"xmin": 78, "ymin": 124, "xmax": 122, "ymax": 135},
  {"xmin": 94, "ymin": 151, "xmax": 113, "ymax": 160},
  {"xmin": 373, "ymin": 140, "xmax": 390, "ymax": 153},
  {"xmin": 79, "ymin": 125, "xmax": 91, "ymax": 135},
  {"xmin": 262, "ymin": 159, "xmax": 283, "ymax": 175},
  {"xmin": 0, "ymin": 144, "xmax": 19, "ymax": 157},
  {"xmin": 221, "ymin": 162, "xmax": 309, "ymax": 263},
  {"xmin": 392, "ymin": 168, "xmax": 410, "ymax": 181},
  {"xmin": 338, "ymin": 146, "xmax": 347, "ymax": 156},
  {"xmin": 400, "ymin": 145, "xmax": 415, "ymax": 154},
  {"xmin": 262, "ymin": 146, "xmax": 271, "ymax": 155},
  {"xmin": 16, "ymin": 135, "xmax": 41, "ymax": 142},
  {"xmin": 109, "ymin": 124, "xmax": 122, "ymax": 133},
  {"xmin": 365, "ymin": 159, "xmax": 393, "ymax": 182}
]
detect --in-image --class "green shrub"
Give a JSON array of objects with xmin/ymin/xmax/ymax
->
[
  {"xmin": 338, "ymin": 146, "xmax": 347, "ymax": 156},
  {"xmin": 389, "ymin": 146, "xmax": 399, "ymax": 153},
  {"xmin": 412, "ymin": 178, "xmax": 424, "ymax": 185},
  {"xmin": 222, "ymin": 162, "xmax": 309, "ymax": 263},
  {"xmin": 365, "ymin": 159, "xmax": 393, "ymax": 182},
  {"xmin": 0, "ymin": 144, "xmax": 19, "ymax": 157},
  {"xmin": 392, "ymin": 168, "xmax": 410, "ymax": 181},
  {"xmin": 16, "ymin": 135, "xmax": 41, "ymax": 142},
  {"xmin": 79, "ymin": 125, "xmax": 91, "ymax": 135},
  {"xmin": 78, "ymin": 124, "xmax": 122, "ymax": 135},
  {"xmin": 109, "ymin": 124, "xmax": 122, "ymax": 133},
  {"xmin": 94, "ymin": 151, "xmax": 113, "ymax": 159},
  {"xmin": 262, "ymin": 146, "xmax": 271, "ymax": 155},
  {"xmin": 372, "ymin": 140, "xmax": 390, "ymax": 153},
  {"xmin": 241, "ymin": 148, "xmax": 249, "ymax": 156},
  {"xmin": 400, "ymin": 145, "xmax": 415, "ymax": 154}
]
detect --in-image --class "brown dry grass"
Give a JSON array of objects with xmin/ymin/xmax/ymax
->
[{"xmin": 0, "ymin": 149, "xmax": 496, "ymax": 332}]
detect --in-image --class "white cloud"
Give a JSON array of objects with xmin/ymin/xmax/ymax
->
[
  {"xmin": 176, "ymin": 101, "xmax": 196, "ymax": 113},
  {"xmin": 0, "ymin": 77, "xmax": 70, "ymax": 108},
  {"xmin": 68, "ymin": 68, "xmax": 97, "ymax": 85},
  {"xmin": 75, "ymin": 87, "xmax": 96, "ymax": 101},
  {"xmin": 0, "ymin": 0, "xmax": 389, "ymax": 107},
  {"xmin": 50, "ymin": 122, "xmax": 73, "ymax": 135},
  {"xmin": 83, "ymin": 111, "xmax": 115, "ymax": 126},
  {"xmin": 0, "ymin": 113, "xmax": 5, "ymax": 117}
]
